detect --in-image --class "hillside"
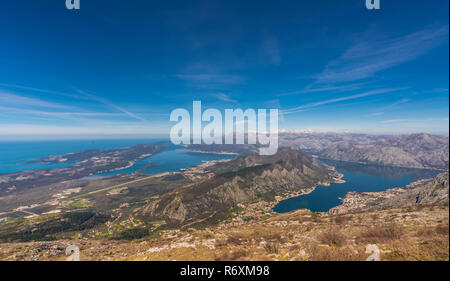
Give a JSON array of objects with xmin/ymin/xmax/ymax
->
[
  {"xmin": 280, "ymin": 132, "xmax": 449, "ymax": 169},
  {"xmin": 0, "ymin": 205, "xmax": 447, "ymax": 261},
  {"xmin": 139, "ymin": 147, "xmax": 341, "ymax": 226},
  {"xmin": 183, "ymin": 133, "xmax": 449, "ymax": 170},
  {"xmin": 0, "ymin": 148, "xmax": 447, "ymax": 261},
  {"xmin": 330, "ymin": 171, "xmax": 449, "ymax": 214},
  {"xmin": 0, "ymin": 147, "xmax": 340, "ymax": 242}
]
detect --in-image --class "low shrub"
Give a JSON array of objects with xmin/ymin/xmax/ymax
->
[{"xmin": 318, "ymin": 227, "xmax": 347, "ymax": 247}]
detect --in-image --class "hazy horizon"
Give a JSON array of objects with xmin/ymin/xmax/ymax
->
[{"xmin": 0, "ymin": 130, "xmax": 448, "ymax": 142}]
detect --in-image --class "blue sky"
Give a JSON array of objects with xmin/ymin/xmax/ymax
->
[{"xmin": 0, "ymin": 0, "xmax": 448, "ymax": 138}]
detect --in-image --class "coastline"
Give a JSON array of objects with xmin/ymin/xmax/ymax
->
[
  {"xmin": 93, "ymin": 160, "xmax": 135, "ymax": 176},
  {"xmin": 178, "ymin": 149, "xmax": 240, "ymax": 155},
  {"xmin": 233, "ymin": 168, "xmax": 346, "ymax": 219},
  {"xmin": 271, "ymin": 170, "xmax": 345, "ymax": 210},
  {"xmin": 327, "ymin": 172, "xmax": 447, "ymax": 215}
]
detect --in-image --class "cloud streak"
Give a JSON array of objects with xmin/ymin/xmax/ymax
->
[
  {"xmin": 0, "ymin": 106, "xmax": 124, "ymax": 119},
  {"xmin": 0, "ymin": 84, "xmax": 147, "ymax": 122},
  {"xmin": 76, "ymin": 90, "xmax": 146, "ymax": 121},
  {"xmin": 0, "ymin": 91, "xmax": 74, "ymax": 110},
  {"xmin": 314, "ymin": 25, "xmax": 449, "ymax": 84},
  {"xmin": 381, "ymin": 117, "xmax": 449, "ymax": 124},
  {"xmin": 282, "ymin": 88, "xmax": 405, "ymax": 115},
  {"xmin": 210, "ymin": 92, "xmax": 239, "ymax": 104},
  {"xmin": 175, "ymin": 74, "xmax": 244, "ymax": 88},
  {"xmin": 0, "ymin": 83, "xmax": 82, "ymax": 100},
  {"xmin": 277, "ymin": 83, "xmax": 367, "ymax": 97}
]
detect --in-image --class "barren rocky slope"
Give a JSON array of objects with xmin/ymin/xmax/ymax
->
[
  {"xmin": 184, "ymin": 133, "xmax": 449, "ymax": 169},
  {"xmin": 0, "ymin": 205, "xmax": 447, "ymax": 261},
  {"xmin": 281, "ymin": 132, "xmax": 449, "ymax": 169},
  {"xmin": 330, "ymin": 171, "xmax": 449, "ymax": 214}
]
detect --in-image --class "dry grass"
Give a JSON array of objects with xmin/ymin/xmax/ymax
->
[
  {"xmin": 333, "ymin": 215, "xmax": 351, "ymax": 225},
  {"xmin": 416, "ymin": 224, "xmax": 448, "ymax": 237},
  {"xmin": 1, "ymin": 206, "xmax": 447, "ymax": 261},
  {"xmin": 307, "ymin": 244, "xmax": 365, "ymax": 261},
  {"xmin": 215, "ymin": 249, "xmax": 249, "ymax": 261},
  {"xmin": 357, "ymin": 223, "xmax": 403, "ymax": 243},
  {"xmin": 214, "ymin": 238, "xmax": 227, "ymax": 247},
  {"xmin": 263, "ymin": 242, "xmax": 280, "ymax": 254},
  {"xmin": 435, "ymin": 224, "xmax": 449, "ymax": 235},
  {"xmin": 226, "ymin": 233, "xmax": 246, "ymax": 245},
  {"xmin": 262, "ymin": 233, "xmax": 285, "ymax": 243},
  {"xmin": 318, "ymin": 227, "xmax": 347, "ymax": 247},
  {"xmin": 250, "ymin": 227, "xmax": 285, "ymax": 242},
  {"xmin": 382, "ymin": 238, "xmax": 449, "ymax": 261}
]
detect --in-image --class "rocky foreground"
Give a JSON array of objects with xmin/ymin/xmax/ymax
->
[{"xmin": 0, "ymin": 204, "xmax": 447, "ymax": 261}]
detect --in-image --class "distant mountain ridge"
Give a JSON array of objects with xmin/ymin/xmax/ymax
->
[
  {"xmin": 280, "ymin": 132, "xmax": 449, "ymax": 170},
  {"xmin": 184, "ymin": 133, "xmax": 449, "ymax": 170}
]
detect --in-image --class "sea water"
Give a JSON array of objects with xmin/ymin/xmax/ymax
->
[{"xmin": 273, "ymin": 159, "xmax": 440, "ymax": 213}]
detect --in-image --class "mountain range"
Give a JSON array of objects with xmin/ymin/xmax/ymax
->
[
  {"xmin": 279, "ymin": 132, "xmax": 449, "ymax": 170},
  {"xmin": 185, "ymin": 133, "xmax": 449, "ymax": 170}
]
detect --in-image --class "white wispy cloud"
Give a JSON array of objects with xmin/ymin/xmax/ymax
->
[
  {"xmin": 175, "ymin": 74, "xmax": 244, "ymax": 88},
  {"xmin": 277, "ymin": 83, "xmax": 367, "ymax": 97},
  {"xmin": 282, "ymin": 88, "xmax": 404, "ymax": 115},
  {"xmin": 381, "ymin": 117, "xmax": 449, "ymax": 124},
  {"xmin": 367, "ymin": 112, "xmax": 385, "ymax": 117},
  {"xmin": 76, "ymin": 89, "xmax": 146, "ymax": 121},
  {"xmin": 0, "ymin": 106, "xmax": 123, "ymax": 119},
  {"xmin": 0, "ymin": 91, "xmax": 74, "ymax": 110},
  {"xmin": 0, "ymin": 84, "xmax": 147, "ymax": 122},
  {"xmin": 431, "ymin": 88, "xmax": 449, "ymax": 93},
  {"xmin": 384, "ymin": 98, "xmax": 411, "ymax": 109},
  {"xmin": 314, "ymin": 25, "xmax": 449, "ymax": 83},
  {"xmin": 0, "ymin": 124, "xmax": 167, "ymax": 136},
  {"xmin": 366, "ymin": 98, "xmax": 411, "ymax": 117},
  {"xmin": 0, "ymin": 83, "xmax": 82, "ymax": 99},
  {"xmin": 211, "ymin": 92, "xmax": 239, "ymax": 104}
]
